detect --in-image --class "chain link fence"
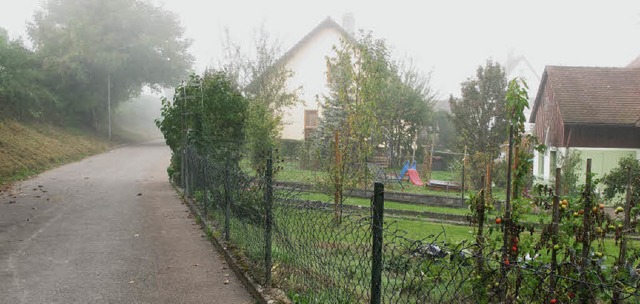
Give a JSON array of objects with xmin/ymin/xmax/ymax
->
[{"xmin": 182, "ymin": 146, "xmax": 640, "ymax": 304}]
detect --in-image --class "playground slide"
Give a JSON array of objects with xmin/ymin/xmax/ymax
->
[
  {"xmin": 398, "ymin": 160, "xmax": 410, "ymax": 181},
  {"xmin": 407, "ymin": 169, "xmax": 424, "ymax": 186}
]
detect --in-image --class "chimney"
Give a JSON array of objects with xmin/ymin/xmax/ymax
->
[{"xmin": 342, "ymin": 12, "xmax": 355, "ymax": 36}]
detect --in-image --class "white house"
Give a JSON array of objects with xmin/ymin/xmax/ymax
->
[
  {"xmin": 278, "ymin": 15, "xmax": 354, "ymax": 141},
  {"xmin": 504, "ymin": 51, "xmax": 541, "ymax": 128}
]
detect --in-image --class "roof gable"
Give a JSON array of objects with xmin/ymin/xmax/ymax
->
[
  {"xmin": 627, "ymin": 56, "xmax": 640, "ymax": 68},
  {"xmin": 530, "ymin": 66, "xmax": 640, "ymax": 126},
  {"xmin": 277, "ymin": 17, "xmax": 353, "ymax": 67},
  {"xmin": 246, "ymin": 17, "xmax": 351, "ymax": 92}
]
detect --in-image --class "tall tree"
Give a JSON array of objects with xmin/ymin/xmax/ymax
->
[
  {"xmin": 315, "ymin": 33, "xmax": 435, "ymax": 221},
  {"xmin": 0, "ymin": 27, "xmax": 55, "ymax": 120},
  {"xmin": 449, "ymin": 60, "xmax": 508, "ymax": 187},
  {"xmin": 28, "ymin": 0, "xmax": 193, "ymax": 129},
  {"xmin": 315, "ymin": 33, "xmax": 390, "ymax": 174},
  {"xmin": 433, "ymin": 110, "xmax": 457, "ymax": 151},
  {"xmin": 221, "ymin": 28, "xmax": 300, "ymax": 172},
  {"xmin": 380, "ymin": 61, "xmax": 435, "ymax": 167}
]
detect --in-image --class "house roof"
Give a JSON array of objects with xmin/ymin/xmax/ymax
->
[
  {"xmin": 245, "ymin": 17, "xmax": 353, "ymax": 92},
  {"xmin": 530, "ymin": 66, "xmax": 640, "ymax": 126},
  {"xmin": 277, "ymin": 17, "xmax": 353, "ymax": 67},
  {"xmin": 627, "ymin": 56, "xmax": 640, "ymax": 68}
]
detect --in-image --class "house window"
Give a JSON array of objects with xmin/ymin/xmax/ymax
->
[
  {"xmin": 304, "ymin": 110, "xmax": 319, "ymax": 140},
  {"xmin": 538, "ymin": 153, "xmax": 545, "ymax": 176},
  {"xmin": 550, "ymin": 150, "xmax": 557, "ymax": 171}
]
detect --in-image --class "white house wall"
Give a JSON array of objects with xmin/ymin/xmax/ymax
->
[
  {"xmin": 505, "ymin": 59, "xmax": 541, "ymax": 134},
  {"xmin": 280, "ymin": 27, "xmax": 346, "ymax": 141}
]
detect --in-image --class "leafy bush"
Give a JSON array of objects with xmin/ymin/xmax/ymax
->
[
  {"xmin": 556, "ymin": 149, "xmax": 582, "ymax": 196},
  {"xmin": 280, "ymin": 139, "xmax": 302, "ymax": 160},
  {"xmin": 155, "ymin": 71, "xmax": 248, "ymax": 182}
]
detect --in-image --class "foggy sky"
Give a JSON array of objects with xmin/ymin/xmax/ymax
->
[{"xmin": 2, "ymin": 0, "xmax": 640, "ymax": 98}]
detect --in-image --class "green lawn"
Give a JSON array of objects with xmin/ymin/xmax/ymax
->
[
  {"xmin": 389, "ymin": 218, "xmax": 475, "ymax": 243},
  {"xmin": 296, "ymin": 191, "xmax": 471, "ymax": 216},
  {"xmin": 291, "ymin": 190, "xmax": 636, "ymax": 258},
  {"xmin": 275, "ymin": 160, "xmax": 476, "ymax": 197},
  {"xmin": 294, "ymin": 191, "xmax": 553, "ymax": 223},
  {"xmin": 261, "ymin": 159, "xmax": 637, "ymax": 263},
  {"xmin": 430, "ymin": 170, "xmax": 456, "ymax": 181},
  {"xmin": 388, "ymin": 216, "xmax": 635, "ymax": 263}
]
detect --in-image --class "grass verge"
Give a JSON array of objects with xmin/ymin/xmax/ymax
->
[{"xmin": 0, "ymin": 119, "xmax": 113, "ymax": 186}]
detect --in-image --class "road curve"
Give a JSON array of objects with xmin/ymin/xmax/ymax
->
[{"xmin": 0, "ymin": 140, "xmax": 254, "ymax": 304}]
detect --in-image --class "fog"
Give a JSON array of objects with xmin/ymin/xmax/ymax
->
[
  {"xmin": 113, "ymin": 96, "xmax": 163, "ymax": 141},
  {"xmin": 2, "ymin": 0, "xmax": 640, "ymax": 97}
]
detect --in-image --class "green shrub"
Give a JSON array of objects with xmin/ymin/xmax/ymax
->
[{"xmin": 280, "ymin": 139, "xmax": 303, "ymax": 160}]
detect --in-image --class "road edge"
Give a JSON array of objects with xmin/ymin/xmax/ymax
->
[{"xmin": 173, "ymin": 185, "xmax": 279, "ymax": 304}]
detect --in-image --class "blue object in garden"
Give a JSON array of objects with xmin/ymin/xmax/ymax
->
[{"xmin": 398, "ymin": 160, "xmax": 410, "ymax": 181}]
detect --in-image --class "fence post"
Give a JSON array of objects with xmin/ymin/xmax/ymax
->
[
  {"xmin": 334, "ymin": 131, "xmax": 343, "ymax": 224},
  {"xmin": 181, "ymin": 147, "xmax": 186, "ymax": 189},
  {"xmin": 264, "ymin": 152, "xmax": 274, "ymax": 287},
  {"xmin": 371, "ymin": 182, "xmax": 384, "ymax": 304},
  {"xmin": 461, "ymin": 146, "xmax": 467, "ymax": 206},
  {"xmin": 550, "ymin": 167, "xmax": 561, "ymax": 300},
  {"xmin": 224, "ymin": 162, "xmax": 231, "ymax": 242},
  {"xmin": 476, "ymin": 176, "xmax": 486, "ymax": 276},
  {"xmin": 185, "ymin": 149, "xmax": 191, "ymax": 197},
  {"xmin": 579, "ymin": 158, "xmax": 592, "ymax": 304},
  {"xmin": 500, "ymin": 125, "xmax": 514, "ymax": 302},
  {"xmin": 203, "ymin": 163, "xmax": 209, "ymax": 218},
  {"xmin": 189, "ymin": 159, "xmax": 194, "ymax": 196},
  {"xmin": 613, "ymin": 166, "xmax": 633, "ymax": 303}
]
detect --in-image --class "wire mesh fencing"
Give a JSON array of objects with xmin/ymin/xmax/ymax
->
[{"xmin": 182, "ymin": 147, "xmax": 640, "ymax": 304}]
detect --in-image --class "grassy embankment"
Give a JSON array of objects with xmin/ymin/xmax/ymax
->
[{"xmin": 0, "ymin": 120, "xmax": 113, "ymax": 185}]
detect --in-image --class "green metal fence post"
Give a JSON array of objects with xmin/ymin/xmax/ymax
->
[
  {"xmin": 264, "ymin": 151, "xmax": 273, "ymax": 287},
  {"xmin": 371, "ymin": 182, "xmax": 384, "ymax": 304},
  {"xmin": 202, "ymin": 163, "xmax": 208, "ymax": 218},
  {"xmin": 550, "ymin": 167, "xmax": 561, "ymax": 301},
  {"xmin": 224, "ymin": 162, "xmax": 231, "ymax": 242},
  {"xmin": 185, "ymin": 149, "xmax": 191, "ymax": 197},
  {"xmin": 580, "ymin": 158, "xmax": 592, "ymax": 304}
]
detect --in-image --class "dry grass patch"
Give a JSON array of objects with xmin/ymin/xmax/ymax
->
[{"xmin": 0, "ymin": 120, "xmax": 112, "ymax": 185}]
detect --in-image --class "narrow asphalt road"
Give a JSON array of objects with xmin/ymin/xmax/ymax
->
[{"xmin": 0, "ymin": 140, "xmax": 254, "ymax": 304}]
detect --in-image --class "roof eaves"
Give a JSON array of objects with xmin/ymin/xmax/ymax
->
[{"xmin": 564, "ymin": 122, "xmax": 638, "ymax": 127}]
